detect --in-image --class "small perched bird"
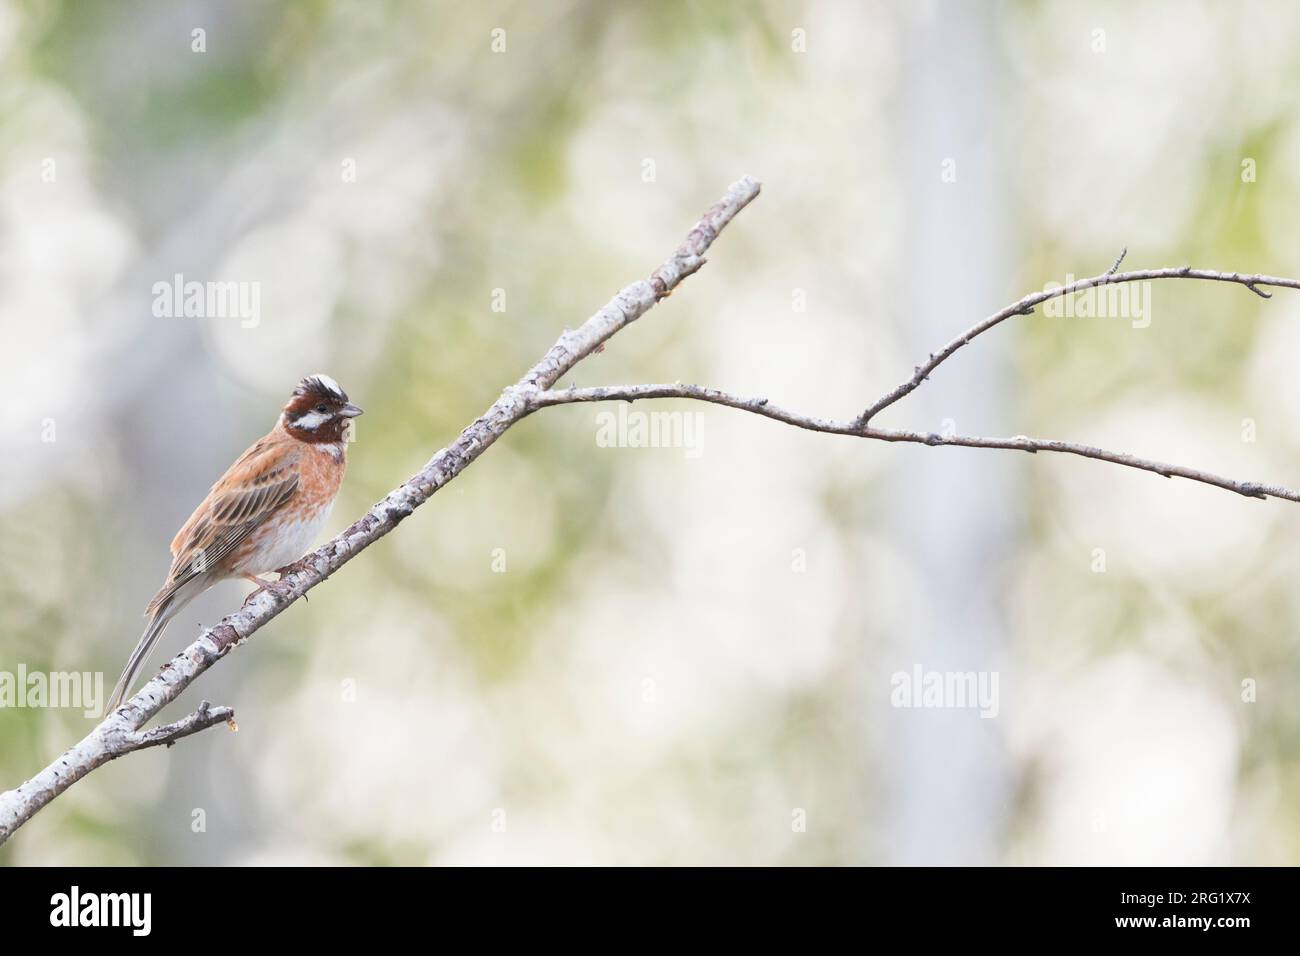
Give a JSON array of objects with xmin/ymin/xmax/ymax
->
[{"xmin": 107, "ymin": 374, "xmax": 362, "ymax": 713}]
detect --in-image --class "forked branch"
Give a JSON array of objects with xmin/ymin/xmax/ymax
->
[
  {"xmin": 0, "ymin": 177, "xmax": 761, "ymax": 844},
  {"xmin": 857, "ymin": 263, "xmax": 1300, "ymax": 425},
  {"xmin": 531, "ymin": 384, "xmax": 1300, "ymax": 502},
  {"xmin": 4, "ymin": 174, "xmax": 1297, "ymax": 847}
]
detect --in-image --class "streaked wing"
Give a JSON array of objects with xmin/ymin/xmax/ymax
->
[{"xmin": 147, "ymin": 439, "xmax": 301, "ymax": 613}]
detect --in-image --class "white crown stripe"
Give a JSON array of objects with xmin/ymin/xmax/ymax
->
[{"xmin": 293, "ymin": 373, "xmax": 347, "ymax": 402}]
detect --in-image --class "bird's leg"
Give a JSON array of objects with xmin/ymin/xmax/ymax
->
[
  {"xmin": 273, "ymin": 557, "xmax": 314, "ymax": 602},
  {"xmin": 240, "ymin": 573, "xmax": 277, "ymax": 607}
]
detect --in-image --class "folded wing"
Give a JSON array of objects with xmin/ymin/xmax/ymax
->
[{"xmin": 146, "ymin": 439, "xmax": 301, "ymax": 614}]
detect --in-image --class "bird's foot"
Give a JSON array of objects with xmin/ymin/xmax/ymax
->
[
  {"xmin": 273, "ymin": 558, "xmax": 314, "ymax": 601},
  {"xmin": 240, "ymin": 573, "xmax": 276, "ymax": 607},
  {"xmin": 274, "ymin": 557, "xmax": 313, "ymax": 578}
]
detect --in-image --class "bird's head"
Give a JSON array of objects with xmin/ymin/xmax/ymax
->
[{"xmin": 281, "ymin": 374, "xmax": 363, "ymax": 443}]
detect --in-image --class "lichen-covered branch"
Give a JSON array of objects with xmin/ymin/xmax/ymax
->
[
  {"xmin": 0, "ymin": 176, "xmax": 762, "ymax": 845},
  {"xmin": 125, "ymin": 701, "xmax": 236, "ymax": 752},
  {"xmin": 5, "ymin": 171, "xmax": 1297, "ymax": 848}
]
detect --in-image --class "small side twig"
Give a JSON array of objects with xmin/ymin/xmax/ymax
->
[
  {"xmin": 1106, "ymin": 247, "xmax": 1128, "ymax": 277},
  {"xmin": 124, "ymin": 700, "xmax": 236, "ymax": 753},
  {"xmin": 857, "ymin": 264, "xmax": 1297, "ymax": 426}
]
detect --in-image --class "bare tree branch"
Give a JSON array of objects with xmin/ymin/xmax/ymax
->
[
  {"xmin": 0, "ymin": 699, "xmax": 235, "ymax": 842},
  {"xmin": 0, "ymin": 176, "xmax": 762, "ymax": 845},
  {"xmin": 124, "ymin": 700, "xmax": 236, "ymax": 752},
  {"xmin": 858, "ymin": 264, "xmax": 1300, "ymax": 425},
  {"xmin": 532, "ymin": 384, "xmax": 1300, "ymax": 502},
  {"xmin": 5, "ymin": 171, "xmax": 1298, "ymax": 848}
]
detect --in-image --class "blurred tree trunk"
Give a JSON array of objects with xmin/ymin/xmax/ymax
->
[{"xmin": 882, "ymin": 3, "xmax": 1017, "ymax": 865}]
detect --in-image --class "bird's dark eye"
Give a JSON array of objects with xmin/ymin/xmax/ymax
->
[{"xmin": 315, "ymin": 403, "xmax": 329, "ymax": 413}]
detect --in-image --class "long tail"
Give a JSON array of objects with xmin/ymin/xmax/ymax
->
[{"xmin": 105, "ymin": 593, "xmax": 187, "ymax": 716}]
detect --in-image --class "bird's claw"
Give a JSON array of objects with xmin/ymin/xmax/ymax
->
[{"xmin": 273, "ymin": 558, "xmax": 314, "ymax": 601}]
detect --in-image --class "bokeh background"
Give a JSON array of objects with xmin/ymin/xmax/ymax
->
[{"xmin": 3, "ymin": 0, "xmax": 1299, "ymax": 865}]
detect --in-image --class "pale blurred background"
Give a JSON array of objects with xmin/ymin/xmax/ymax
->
[{"xmin": 2, "ymin": 0, "xmax": 1298, "ymax": 865}]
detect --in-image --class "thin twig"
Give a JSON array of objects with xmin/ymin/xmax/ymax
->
[
  {"xmin": 857, "ymin": 265, "xmax": 1296, "ymax": 425},
  {"xmin": 532, "ymin": 383, "xmax": 1300, "ymax": 503},
  {"xmin": 1106, "ymin": 248, "xmax": 1127, "ymax": 277},
  {"xmin": 124, "ymin": 701, "xmax": 236, "ymax": 753}
]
